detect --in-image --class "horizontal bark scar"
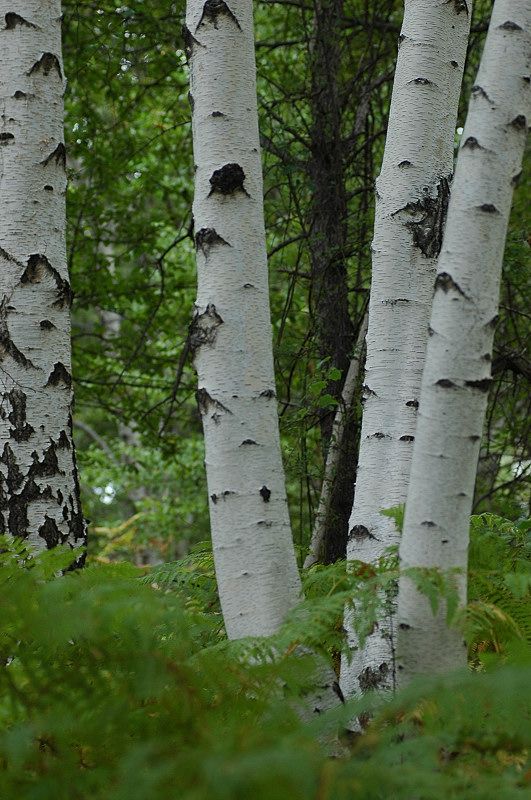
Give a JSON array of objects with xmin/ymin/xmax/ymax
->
[
  {"xmin": 0, "ymin": 133, "xmax": 15, "ymax": 145},
  {"xmin": 349, "ymin": 524, "xmax": 379, "ymax": 541},
  {"xmin": 4, "ymin": 12, "xmax": 38, "ymax": 29},
  {"xmin": 21, "ymin": 254, "xmax": 73, "ymax": 308},
  {"xmin": 41, "ymin": 143, "xmax": 67, "ymax": 169},
  {"xmin": 196, "ymin": 387, "xmax": 232, "ymax": 417},
  {"xmin": 464, "ymin": 378, "xmax": 491, "ymax": 393},
  {"xmin": 498, "ymin": 21, "xmax": 522, "ymax": 31},
  {"xmin": 196, "ymin": 0, "xmax": 241, "ymax": 31},
  {"xmin": 195, "ymin": 227, "xmax": 230, "ymax": 255},
  {"xmin": 29, "ymin": 52, "xmax": 62, "ymax": 79},
  {"xmin": 434, "ymin": 272, "xmax": 469, "ymax": 299}
]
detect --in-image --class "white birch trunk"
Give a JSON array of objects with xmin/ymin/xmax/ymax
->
[
  {"xmin": 185, "ymin": 0, "xmax": 301, "ymax": 638},
  {"xmin": 341, "ymin": 0, "xmax": 471, "ymax": 699},
  {"xmin": 397, "ymin": 0, "xmax": 530, "ymax": 683},
  {"xmin": 0, "ymin": 1, "xmax": 86, "ymax": 555}
]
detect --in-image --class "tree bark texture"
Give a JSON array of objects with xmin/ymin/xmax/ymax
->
[
  {"xmin": 308, "ymin": 0, "xmax": 358, "ymax": 563},
  {"xmin": 0, "ymin": 1, "xmax": 86, "ymax": 555},
  {"xmin": 341, "ymin": 0, "xmax": 472, "ymax": 699},
  {"xmin": 186, "ymin": 0, "xmax": 301, "ymax": 638},
  {"xmin": 397, "ymin": 0, "xmax": 530, "ymax": 683}
]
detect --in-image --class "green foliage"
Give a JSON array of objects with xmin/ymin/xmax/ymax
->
[{"xmin": 0, "ymin": 537, "xmax": 530, "ymax": 798}]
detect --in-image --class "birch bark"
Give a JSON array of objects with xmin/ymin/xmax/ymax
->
[
  {"xmin": 397, "ymin": 0, "xmax": 530, "ymax": 683},
  {"xmin": 185, "ymin": 0, "xmax": 301, "ymax": 638},
  {"xmin": 341, "ymin": 0, "xmax": 471, "ymax": 699},
  {"xmin": 0, "ymin": 1, "xmax": 86, "ymax": 556}
]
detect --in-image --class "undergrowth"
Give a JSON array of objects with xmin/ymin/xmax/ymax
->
[{"xmin": 0, "ymin": 514, "xmax": 529, "ymax": 798}]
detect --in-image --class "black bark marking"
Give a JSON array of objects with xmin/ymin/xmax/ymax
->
[
  {"xmin": 464, "ymin": 378, "xmax": 491, "ymax": 393},
  {"xmin": 187, "ymin": 92, "xmax": 194, "ymax": 112},
  {"xmin": 182, "ymin": 25, "xmax": 202, "ymax": 62},
  {"xmin": 471, "ymin": 85, "xmax": 494, "ymax": 103},
  {"xmin": 408, "ymin": 77, "xmax": 435, "ymax": 86},
  {"xmin": 208, "ymin": 163, "xmax": 248, "ymax": 196},
  {"xmin": 511, "ymin": 171, "xmax": 522, "ymax": 187},
  {"xmin": 398, "ymin": 176, "xmax": 451, "ymax": 258},
  {"xmin": 240, "ymin": 439, "xmax": 257, "ymax": 446},
  {"xmin": 29, "ymin": 52, "xmax": 62, "ymax": 79},
  {"xmin": 462, "ymin": 136, "xmax": 484, "ymax": 151},
  {"xmin": 0, "ymin": 133, "xmax": 14, "ymax": 145},
  {"xmin": 7, "ymin": 389, "xmax": 34, "ymax": 442},
  {"xmin": 367, "ymin": 431, "xmax": 389, "ymax": 439},
  {"xmin": 38, "ymin": 516, "xmax": 62, "ymax": 549},
  {"xmin": 0, "ymin": 443, "xmax": 24, "ymax": 494},
  {"xmin": 398, "ymin": 160, "xmax": 412, "ymax": 168},
  {"xmin": 259, "ymin": 389, "xmax": 276, "ymax": 398},
  {"xmin": 197, "ymin": 0, "xmax": 241, "ymax": 30},
  {"xmin": 446, "ymin": 0, "xmax": 469, "ymax": 13},
  {"xmin": 441, "ymin": 539, "xmax": 449, "ymax": 544},
  {"xmin": 40, "ymin": 320, "xmax": 55, "ymax": 330},
  {"xmin": 259, "ymin": 486, "xmax": 271, "ymax": 502},
  {"xmin": 435, "ymin": 272, "xmax": 468, "ymax": 298},
  {"xmin": 22, "ymin": 254, "xmax": 73, "ymax": 309},
  {"xmin": 486, "ymin": 315, "xmax": 499, "ymax": 330},
  {"xmin": 511, "ymin": 115, "xmax": 527, "ymax": 130},
  {"xmin": 477, "ymin": 204, "xmax": 499, "ymax": 214},
  {"xmin": 195, "ymin": 227, "xmax": 230, "ymax": 255},
  {"xmin": 436, "ymin": 379, "xmax": 457, "ymax": 389},
  {"xmin": 399, "ymin": 435, "xmax": 415, "ymax": 442},
  {"xmin": 196, "ymin": 387, "xmax": 231, "ymax": 416},
  {"xmin": 0, "ymin": 298, "xmax": 36, "ymax": 368},
  {"xmin": 383, "ymin": 298, "xmax": 410, "ymax": 305},
  {"xmin": 57, "ymin": 429, "xmax": 71, "ymax": 449},
  {"xmin": 468, "ymin": 435, "xmax": 481, "ymax": 442},
  {"xmin": 190, "ymin": 304, "xmax": 224, "ymax": 352},
  {"xmin": 399, "ymin": 623, "xmax": 411, "ymax": 630},
  {"xmin": 211, "ymin": 490, "xmax": 234, "ymax": 504},
  {"xmin": 481, "ymin": 353, "xmax": 491, "ymax": 362},
  {"xmin": 358, "ymin": 663, "xmax": 389, "ymax": 692},
  {"xmin": 421, "ymin": 520, "xmax": 436, "ymax": 527},
  {"xmin": 44, "ymin": 185, "xmax": 54, "ymax": 192},
  {"xmin": 450, "ymin": 60, "xmax": 459, "ymax": 68},
  {"xmin": 4, "ymin": 12, "xmax": 37, "ymax": 29},
  {"xmin": 257, "ymin": 519, "xmax": 272, "ymax": 527},
  {"xmin": 0, "ymin": 247, "xmax": 24, "ymax": 266},
  {"xmin": 406, "ymin": 399, "xmax": 419, "ymax": 408},
  {"xmin": 349, "ymin": 524, "xmax": 378, "ymax": 541},
  {"xmin": 13, "ymin": 90, "xmax": 26, "ymax": 99},
  {"xmin": 332, "ymin": 681, "xmax": 345, "ymax": 704},
  {"xmin": 46, "ymin": 362, "xmax": 72, "ymax": 388},
  {"xmin": 28, "ymin": 443, "xmax": 61, "ymax": 479},
  {"xmin": 41, "ymin": 142, "xmax": 67, "ymax": 169},
  {"xmin": 211, "ymin": 111, "xmax": 225, "ymax": 117},
  {"xmin": 498, "ymin": 21, "xmax": 522, "ymax": 31}
]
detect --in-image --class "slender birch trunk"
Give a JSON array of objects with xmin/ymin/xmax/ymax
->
[
  {"xmin": 397, "ymin": 0, "xmax": 530, "ymax": 683},
  {"xmin": 304, "ymin": 312, "xmax": 367, "ymax": 569},
  {"xmin": 0, "ymin": 1, "xmax": 86, "ymax": 556},
  {"xmin": 341, "ymin": 0, "xmax": 471, "ymax": 699},
  {"xmin": 185, "ymin": 0, "xmax": 301, "ymax": 638}
]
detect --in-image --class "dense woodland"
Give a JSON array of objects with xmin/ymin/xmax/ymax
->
[{"xmin": 0, "ymin": 0, "xmax": 530, "ymax": 797}]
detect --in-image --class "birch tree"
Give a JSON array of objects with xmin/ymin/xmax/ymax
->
[
  {"xmin": 341, "ymin": 0, "xmax": 472, "ymax": 699},
  {"xmin": 0, "ymin": 1, "xmax": 85, "ymax": 554},
  {"xmin": 185, "ymin": 0, "xmax": 301, "ymax": 638},
  {"xmin": 397, "ymin": 0, "xmax": 530, "ymax": 682}
]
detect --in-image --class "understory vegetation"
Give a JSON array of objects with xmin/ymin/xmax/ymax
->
[{"xmin": 0, "ymin": 514, "xmax": 529, "ymax": 798}]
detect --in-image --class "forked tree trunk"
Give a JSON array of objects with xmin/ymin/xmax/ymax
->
[
  {"xmin": 341, "ymin": 0, "xmax": 471, "ymax": 699},
  {"xmin": 397, "ymin": 0, "xmax": 530, "ymax": 683},
  {"xmin": 185, "ymin": 0, "xmax": 301, "ymax": 638},
  {"xmin": 0, "ymin": 2, "xmax": 86, "ymax": 555}
]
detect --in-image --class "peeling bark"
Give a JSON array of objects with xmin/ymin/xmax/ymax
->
[
  {"xmin": 341, "ymin": 0, "xmax": 472, "ymax": 701},
  {"xmin": 0, "ymin": 0, "xmax": 86, "ymax": 559},
  {"xmin": 397, "ymin": 0, "xmax": 530, "ymax": 683}
]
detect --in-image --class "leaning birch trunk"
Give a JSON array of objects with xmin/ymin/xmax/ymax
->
[
  {"xmin": 396, "ymin": 0, "xmax": 530, "ymax": 683},
  {"xmin": 0, "ymin": 2, "xmax": 86, "ymax": 556},
  {"xmin": 185, "ymin": 0, "xmax": 301, "ymax": 638},
  {"xmin": 340, "ymin": 0, "xmax": 471, "ymax": 699},
  {"xmin": 304, "ymin": 312, "xmax": 368, "ymax": 569}
]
